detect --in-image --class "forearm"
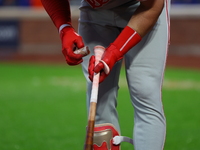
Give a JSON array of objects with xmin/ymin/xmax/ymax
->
[
  {"xmin": 127, "ymin": 0, "xmax": 164, "ymax": 37},
  {"xmin": 41, "ymin": 0, "xmax": 71, "ymax": 29}
]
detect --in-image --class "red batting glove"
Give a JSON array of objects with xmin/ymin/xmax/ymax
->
[
  {"xmin": 88, "ymin": 45, "xmax": 118, "ymax": 83},
  {"xmin": 88, "ymin": 55, "xmax": 109, "ymax": 83},
  {"xmin": 89, "ymin": 26, "xmax": 141, "ymax": 83},
  {"xmin": 60, "ymin": 26, "xmax": 85, "ymax": 65}
]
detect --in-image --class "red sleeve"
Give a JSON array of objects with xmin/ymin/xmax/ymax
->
[{"xmin": 41, "ymin": 0, "xmax": 71, "ymax": 29}]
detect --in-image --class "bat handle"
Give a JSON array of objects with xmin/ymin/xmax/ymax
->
[
  {"xmin": 90, "ymin": 46, "xmax": 105, "ymax": 103},
  {"xmin": 74, "ymin": 46, "xmax": 90, "ymax": 56},
  {"xmin": 84, "ymin": 45, "xmax": 105, "ymax": 150},
  {"xmin": 94, "ymin": 46, "xmax": 105, "ymax": 65}
]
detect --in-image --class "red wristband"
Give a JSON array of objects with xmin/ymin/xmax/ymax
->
[{"xmin": 112, "ymin": 26, "xmax": 141, "ymax": 57}]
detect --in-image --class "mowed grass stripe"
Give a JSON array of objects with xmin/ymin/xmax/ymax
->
[{"xmin": 0, "ymin": 63, "xmax": 200, "ymax": 150}]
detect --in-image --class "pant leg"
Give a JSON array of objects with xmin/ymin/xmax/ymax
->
[
  {"xmin": 124, "ymin": 2, "xmax": 170, "ymax": 150},
  {"xmin": 78, "ymin": 8, "xmax": 123, "ymax": 132}
]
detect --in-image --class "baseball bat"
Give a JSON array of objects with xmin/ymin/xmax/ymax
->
[
  {"xmin": 74, "ymin": 46, "xmax": 90, "ymax": 56},
  {"xmin": 84, "ymin": 46, "xmax": 105, "ymax": 150}
]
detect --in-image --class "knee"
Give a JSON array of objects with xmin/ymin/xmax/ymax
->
[
  {"xmin": 130, "ymin": 75, "xmax": 162, "ymax": 100},
  {"xmin": 128, "ymin": 73, "xmax": 166, "ymax": 116}
]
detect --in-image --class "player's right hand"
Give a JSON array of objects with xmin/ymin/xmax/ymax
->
[{"xmin": 60, "ymin": 26, "xmax": 85, "ymax": 65}]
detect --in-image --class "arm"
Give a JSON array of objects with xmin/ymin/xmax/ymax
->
[
  {"xmin": 41, "ymin": 0, "xmax": 86, "ymax": 65},
  {"xmin": 89, "ymin": 0, "xmax": 165, "ymax": 82},
  {"xmin": 41, "ymin": 0, "xmax": 71, "ymax": 30},
  {"xmin": 128, "ymin": 0, "xmax": 164, "ymax": 37}
]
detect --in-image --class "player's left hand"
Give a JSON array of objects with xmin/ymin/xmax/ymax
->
[
  {"xmin": 88, "ymin": 55, "xmax": 107, "ymax": 83},
  {"xmin": 88, "ymin": 44, "xmax": 121, "ymax": 83},
  {"xmin": 89, "ymin": 26, "xmax": 142, "ymax": 83}
]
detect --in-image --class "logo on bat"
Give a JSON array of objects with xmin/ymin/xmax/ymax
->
[{"xmin": 86, "ymin": 0, "xmax": 110, "ymax": 8}]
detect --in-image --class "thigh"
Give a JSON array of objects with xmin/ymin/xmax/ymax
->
[
  {"xmin": 124, "ymin": 3, "xmax": 170, "ymax": 150},
  {"xmin": 78, "ymin": 9, "xmax": 123, "ymax": 130},
  {"xmin": 78, "ymin": 9, "xmax": 122, "ymax": 81},
  {"xmin": 124, "ymin": 3, "xmax": 170, "ymax": 112}
]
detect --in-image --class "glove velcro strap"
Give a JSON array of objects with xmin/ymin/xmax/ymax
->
[{"xmin": 99, "ymin": 60, "xmax": 110, "ymax": 74}]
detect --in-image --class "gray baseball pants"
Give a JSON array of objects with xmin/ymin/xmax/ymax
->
[{"xmin": 79, "ymin": 1, "xmax": 170, "ymax": 150}]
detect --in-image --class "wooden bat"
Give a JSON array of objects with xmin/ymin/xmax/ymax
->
[
  {"xmin": 74, "ymin": 46, "xmax": 90, "ymax": 56},
  {"xmin": 84, "ymin": 46, "xmax": 105, "ymax": 150}
]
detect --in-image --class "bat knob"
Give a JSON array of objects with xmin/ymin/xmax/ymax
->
[{"xmin": 74, "ymin": 46, "xmax": 90, "ymax": 56}]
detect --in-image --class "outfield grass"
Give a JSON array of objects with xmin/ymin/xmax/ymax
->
[{"xmin": 0, "ymin": 63, "xmax": 200, "ymax": 150}]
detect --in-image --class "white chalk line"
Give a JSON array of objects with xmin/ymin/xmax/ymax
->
[
  {"xmin": 118, "ymin": 78, "xmax": 200, "ymax": 90},
  {"xmin": 30, "ymin": 76, "xmax": 200, "ymax": 91},
  {"xmin": 163, "ymin": 79, "xmax": 200, "ymax": 90}
]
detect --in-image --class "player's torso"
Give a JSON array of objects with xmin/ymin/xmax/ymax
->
[{"xmin": 81, "ymin": 0, "xmax": 138, "ymax": 9}]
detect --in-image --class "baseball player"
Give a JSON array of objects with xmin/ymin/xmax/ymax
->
[{"xmin": 41, "ymin": 0, "xmax": 171, "ymax": 150}]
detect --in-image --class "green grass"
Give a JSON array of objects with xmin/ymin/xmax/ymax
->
[{"xmin": 0, "ymin": 63, "xmax": 200, "ymax": 150}]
